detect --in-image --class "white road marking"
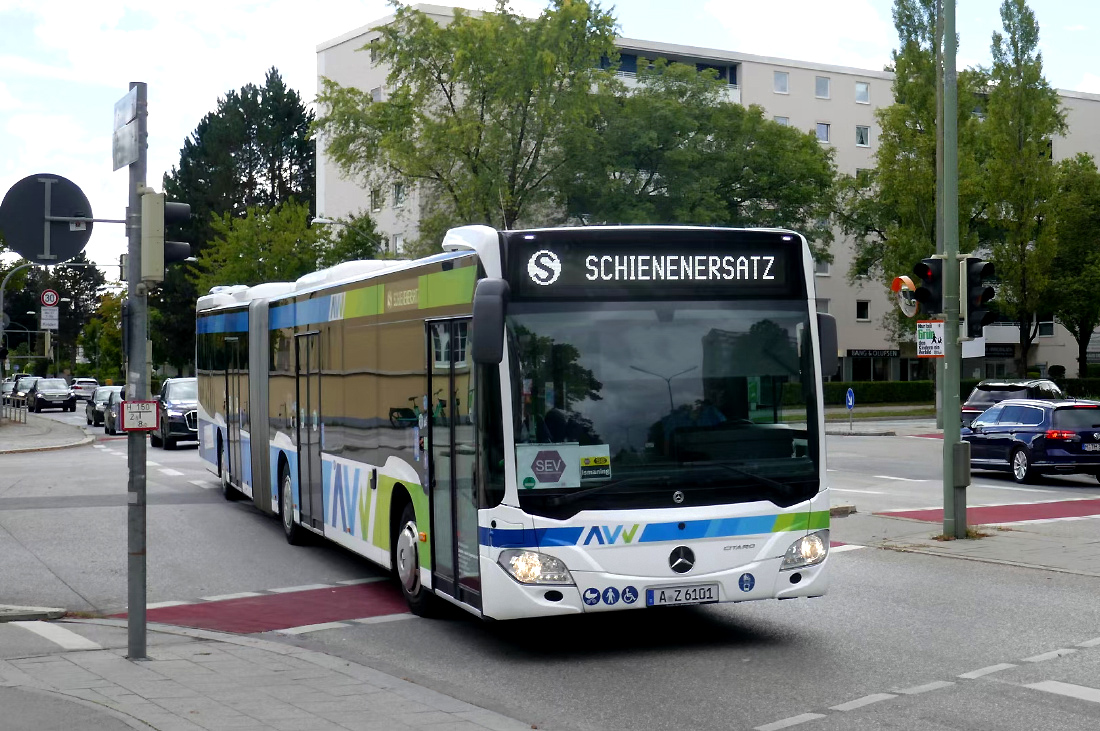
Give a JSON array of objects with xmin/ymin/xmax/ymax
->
[
  {"xmin": 985, "ymin": 516, "xmax": 1100, "ymax": 527},
  {"xmin": 754, "ymin": 713, "xmax": 826, "ymax": 731},
  {"xmin": 268, "ymin": 584, "xmax": 335, "ymax": 594},
  {"xmin": 146, "ymin": 600, "xmax": 190, "ymax": 609},
  {"xmin": 147, "ymin": 461, "xmax": 161, "ymax": 466},
  {"xmin": 1027, "ymin": 681, "xmax": 1100, "ymax": 704},
  {"xmin": 830, "ymin": 544, "xmax": 865, "ymax": 553},
  {"xmin": 896, "ymin": 680, "xmax": 955, "ymax": 694},
  {"xmin": 974, "ymin": 484, "xmax": 1062, "ymax": 494},
  {"xmin": 11, "ymin": 621, "xmax": 101, "ymax": 650},
  {"xmin": 336, "ymin": 577, "xmax": 388, "ymax": 586},
  {"xmin": 875, "ymin": 475, "xmax": 928, "ymax": 483},
  {"xmin": 1022, "ymin": 648, "xmax": 1075, "ymax": 663},
  {"xmin": 190, "ymin": 479, "xmax": 216, "ymax": 489},
  {"xmin": 274, "ymin": 622, "xmax": 350, "ymax": 635},
  {"xmin": 831, "ymin": 488, "xmax": 886, "ymax": 495},
  {"xmin": 958, "ymin": 663, "xmax": 1016, "ymax": 679},
  {"xmin": 158, "ymin": 468, "xmax": 184, "ymax": 476},
  {"xmin": 1077, "ymin": 637, "xmax": 1100, "ymax": 648},
  {"xmin": 352, "ymin": 614, "xmax": 416, "ymax": 625},
  {"xmin": 829, "ymin": 693, "xmax": 896, "ymax": 711},
  {"xmin": 201, "ymin": 592, "xmax": 263, "ymax": 602},
  {"xmin": 92, "ymin": 444, "xmax": 105, "ymax": 449}
]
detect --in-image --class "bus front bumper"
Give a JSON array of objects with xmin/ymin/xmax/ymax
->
[{"xmin": 479, "ymin": 553, "xmax": 828, "ymax": 621}]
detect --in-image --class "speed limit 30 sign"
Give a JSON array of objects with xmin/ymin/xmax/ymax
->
[
  {"xmin": 121, "ymin": 401, "xmax": 159, "ymax": 431},
  {"xmin": 40, "ymin": 289, "xmax": 59, "ymax": 307}
]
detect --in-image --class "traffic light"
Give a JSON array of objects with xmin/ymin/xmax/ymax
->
[
  {"xmin": 912, "ymin": 257, "xmax": 944, "ymax": 315},
  {"xmin": 141, "ymin": 190, "xmax": 191, "ymax": 283},
  {"xmin": 962, "ymin": 257, "xmax": 996, "ymax": 339}
]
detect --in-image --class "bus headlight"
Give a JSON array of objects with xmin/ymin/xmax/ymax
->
[
  {"xmin": 780, "ymin": 530, "xmax": 829, "ymax": 570},
  {"xmin": 498, "ymin": 549, "xmax": 574, "ymax": 585}
]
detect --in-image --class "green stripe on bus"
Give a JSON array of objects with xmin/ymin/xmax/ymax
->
[
  {"xmin": 771, "ymin": 511, "xmax": 830, "ymax": 533},
  {"xmin": 418, "ymin": 267, "xmax": 477, "ymax": 309},
  {"xmin": 345, "ymin": 285, "xmax": 383, "ymax": 319}
]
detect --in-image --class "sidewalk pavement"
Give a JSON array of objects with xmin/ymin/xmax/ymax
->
[
  {"xmin": 0, "ymin": 412, "xmax": 92, "ymax": 453},
  {"xmin": 0, "ymin": 619, "xmax": 534, "ymax": 731},
  {"xmin": 831, "ymin": 510, "xmax": 1100, "ymax": 579}
]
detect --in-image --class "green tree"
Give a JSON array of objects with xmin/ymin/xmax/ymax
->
[
  {"xmin": 317, "ymin": 211, "xmax": 385, "ymax": 267},
  {"xmin": 836, "ymin": 0, "xmax": 985, "ymax": 319},
  {"xmin": 155, "ymin": 67, "xmax": 316, "ymax": 373},
  {"xmin": 82, "ymin": 292, "xmax": 124, "ymax": 384},
  {"xmin": 1049, "ymin": 154, "xmax": 1100, "ymax": 377},
  {"xmin": 314, "ymin": 1, "xmax": 618, "ymax": 253},
  {"xmin": 192, "ymin": 199, "xmax": 327, "ymax": 292},
  {"xmin": 562, "ymin": 60, "xmax": 835, "ymax": 258},
  {"xmin": 982, "ymin": 0, "xmax": 1065, "ymax": 376}
]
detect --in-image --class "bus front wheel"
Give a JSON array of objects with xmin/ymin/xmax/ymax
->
[
  {"xmin": 394, "ymin": 501, "xmax": 436, "ymax": 616},
  {"xmin": 280, "ymin": 465, "xmax": 305, "ymax": 545}
]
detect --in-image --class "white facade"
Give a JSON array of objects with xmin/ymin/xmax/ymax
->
[{"xmin": 316, "ymin": 4, "xmax": 1100, "ymax": 380}]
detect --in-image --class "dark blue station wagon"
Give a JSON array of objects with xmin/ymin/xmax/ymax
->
[{"xmin": 963, "ymin": 399, "xmax": 1100, "ymax": 483}]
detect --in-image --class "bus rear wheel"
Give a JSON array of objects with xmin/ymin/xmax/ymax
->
[
  {"xmin": 394, "ymin": 501, "xmax": 436, "ymax": 617},
  {"xmin": 280, "ymin": 465, "xmax": 305, "ymax": 545}
]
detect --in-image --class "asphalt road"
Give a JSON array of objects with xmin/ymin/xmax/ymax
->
[{"xmin": 5, "ymin": 410, "xmax": 1100, "ymax": 731}]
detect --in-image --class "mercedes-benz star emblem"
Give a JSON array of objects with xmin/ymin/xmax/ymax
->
[
  {"xmin": 669, "ymin": 546, "xmax": 695, "ymax": 574},
  {"xmin": 672, "ymin": 490, "xmax": 685, "ymax": 504}
]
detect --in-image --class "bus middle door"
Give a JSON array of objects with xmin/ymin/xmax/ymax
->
[
  {"xmin": 294, "ymin": 331, "xmax": 323, "ymax": 531},
  {"xmin": 427, "ymin": 319, "xmax": 481, "ymax": 610},
  {"xmin": 225, "ymin": 337, "xmax": 243, "ymax": 487}
]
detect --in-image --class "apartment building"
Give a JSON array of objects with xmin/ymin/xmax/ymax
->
[{"xmin": 315, "ymin": 3, "xmax": 1100, "ymax": 381}]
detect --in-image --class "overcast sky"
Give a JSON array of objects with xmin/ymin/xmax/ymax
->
[{"xmin": 2, "ymin": 0, "xmax": 1097, "ymax": 278}]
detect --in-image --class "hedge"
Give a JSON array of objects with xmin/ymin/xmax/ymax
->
[{"xmin": 779, "ymin": 377, "xmax": 1100, "ymax": 407}]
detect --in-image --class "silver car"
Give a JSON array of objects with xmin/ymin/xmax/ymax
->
[
  {"xmin": 72, "ymin": 377, "xmax": 99, "ymax": 401},
  {"xmin": 86, "ymin": 385, "xmax": 123, "ymax": 427}
]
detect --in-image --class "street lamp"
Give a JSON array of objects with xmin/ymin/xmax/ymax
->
[{"xmin": 629, "ymin": 364, "xmax": 698, "ymax": 413}]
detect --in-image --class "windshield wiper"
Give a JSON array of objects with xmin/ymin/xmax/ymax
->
[
  {"xmin": 544, "ymin": 474, "xmax": 676, "ymax": 507},
  {"xmin": 708, "ymin": 462, "xmax": 803, "ymax": 498}
]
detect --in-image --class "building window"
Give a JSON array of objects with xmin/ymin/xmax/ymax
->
[
  {"xmin": 391, "ymin": 233, "xmax": 405, "ymax": 254},
  {"xmin": 856, "ymin": 300, "xmax": 870, "ymax": 321},
  {"xmin": 370, "ymin": 86, "xmax": 384, "ymax": 103},
  {"xmin": 856, "ymin": 81, "xmax": 870, "ymax": 104},
  {"xmin": 774, "ymin": 71, "xmax": 789, "ymax": 94},
  {"xmin": 816, "ymin": 298, "xmax": 830, "ymax": 314},
  {"xmin": 1038, "ymin": 317, "xmax": 1054, "ymax": 337},
  {"xmin": 815, "ymin": 76, "xmax": 830, "ymax": 99},
  {"xmin": 393, "ymin": 182, "xmax": 405, "ymax": 208},
  {"xmin": 729, "ymin": 64, "xmax": 739, "ymax": 86},
  {"xmin": 774, "ymin": 116, "xmax": 789, "ymax": 126},
  {"xmin": 814, "ymin": 259, "xmax": 830, "ymax": 276},
  {"xmin": 816, "ymin": 123, "xmax": 831, "ymax": 143},
  {"xmin": 370, "ymin": 188, "xmax": 382, "ymax": 212},
  {"xmin": 856, "ymin": 125, "xmax": 871, "ymax": 147},
  {"xmin": 370, "ymin": 38, "xmax": 378, "ymax": 63}
]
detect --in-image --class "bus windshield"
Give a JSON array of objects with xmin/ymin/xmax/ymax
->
[{"xmin": 508, "ymin": 299, "xmax": 820, "ymax": 518}]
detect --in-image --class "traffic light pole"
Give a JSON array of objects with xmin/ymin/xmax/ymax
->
[
  {"xmin": 125, "ymin": 81, "xmax": 149, "ymax": 659},
  {"xmin": 942, "ymin": 0, "xmax": 967, "ymax": 539}
]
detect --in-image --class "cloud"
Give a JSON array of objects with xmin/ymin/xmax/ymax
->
[
  {"xmin": 702, "ymin": 0, "xmax": 896, "ymax": 71},
  {"xmin": 1075, "ymin": 73, "xmax": 1100, "ymax": 94}
]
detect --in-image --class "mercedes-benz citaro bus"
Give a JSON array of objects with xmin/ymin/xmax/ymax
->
[{"xmin": 196, "ymin": 225, "xmax": 838, "ymax": 620}]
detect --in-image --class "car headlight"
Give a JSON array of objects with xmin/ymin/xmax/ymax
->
[
  {"xmin": 166, "ymin": 408, "xmax": 185, "ymax": 417},
  {"xmin": 497, "ymin": 549, "xmax": 574, "ymax": 585},
  {"xmin": 780, "ymin": 529, "xmax": 829, "ymax": 570}
]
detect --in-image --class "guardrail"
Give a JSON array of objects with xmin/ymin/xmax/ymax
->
[{"xmin": 2, "ymin": 395, "xmax": 28, "ymax": 423}]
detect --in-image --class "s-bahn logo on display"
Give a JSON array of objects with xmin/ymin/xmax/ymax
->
[{"xmin": 527, "ymin": 249, "xmax": 562, "ymax": 286}]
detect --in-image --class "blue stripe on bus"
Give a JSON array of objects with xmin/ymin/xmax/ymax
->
[
  {"xmin": 269, "ymin": 296, "xmax": 331, "ymax": 330},
  {"xmin": 196, "ymin": 311, "xmax": 248, "ymax": 334},
  {"xmin": 638, "ymin": 515, "xmax": 777, "ymax": 542},
  {"xmin": 478, "ymin": 526, "xmax": 585, "ymax": 548}
]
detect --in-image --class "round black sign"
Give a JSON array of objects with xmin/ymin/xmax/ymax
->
[{"xmin": 0, "ymin": 173, "xmax": 93, "ymax": 264}]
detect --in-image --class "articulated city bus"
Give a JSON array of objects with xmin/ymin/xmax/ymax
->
[{"xmin": 195, "ymin": 225, "xmax": 838, "ymax": 619}]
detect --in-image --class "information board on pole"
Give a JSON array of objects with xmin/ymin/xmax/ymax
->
[
  {"xmin": 916, "ymin": 320, "xmax": 945, "ymax": 358},
  {"xmin": 40, "ymin": 306, "xmax": 59, "ymax": 330},
  {"xmin": 121, "ymin": 401, "xmax": 159, "ymax": 431}
]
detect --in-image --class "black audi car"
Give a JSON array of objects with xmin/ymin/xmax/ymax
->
[
  {"xmin": 150, "ymin": 377, "xmax": 198, "ymax": 449},
  {"xmin": 963, "ymin": 399, "xmax": 1100, "ymax": 483}
]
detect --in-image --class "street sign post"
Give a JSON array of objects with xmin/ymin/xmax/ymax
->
[
  {"xmin": 846, "ymin": 387, "xmax": 855, "ymax": 432},
  {"xmin": 40, "ymin": 306, "xmax": 58, "ymax": 331}
]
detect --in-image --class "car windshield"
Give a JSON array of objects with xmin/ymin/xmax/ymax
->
[
  {"xmin": 167, "ymin": 380, "xmax": 197, "ymax": 401},
  {"xmin": 38, "ymin": 379, "xmax": 68, "ymax": 389},
  {"xmin": 968, "ymin": 387, "xmax": 1027, "ymax": 405},
  {"xmin": 508, "ymin": 299, "xmax": 820, "ymax": 518},
  {"xmin": 1053, "ymin": 407, "xmax": 1100, "ymax": 429}
]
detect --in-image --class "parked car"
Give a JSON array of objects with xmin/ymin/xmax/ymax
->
[
  {"xmin": 71, "ymin": 377, "xmax": 99, "ymax": 401},
  {"xmin": 104, "ymin": 387, "xmax": 127, "ymax": 435},
  {"xmin": 961, "ymin": 379, "xmax": 1064, "ymax": 427},
  {"xmin": 963, "ymin": 399, "xmax": 1100, "ymax": 483},
  {"xmin": 150, "ymin": 377, "xmax": 198, "ymax": 449},
  {"xmin": 1, "ymin": 380, "xmax": 14, "ymax": 405},
  {"xmin": 86, "ymin": 385, "xmax": 123, "ymax": 427},
  {"xmin": 27, "ymin": 377, "xmax": 76, "ymax": 412}
]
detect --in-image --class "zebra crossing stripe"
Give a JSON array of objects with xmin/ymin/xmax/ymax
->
[{"xmin": 1027, "ymin": 681, "xmax": 1100, "ymax": 704}]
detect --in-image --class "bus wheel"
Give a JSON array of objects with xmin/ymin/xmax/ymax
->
[
  {"xmin": 394, "ymin": 502, "xmax": 436, "ymax": 616},
  {"xmin": 220, "ymin": 444, "xmax": 237, "ymax": 501},
  {"xmin": 280, "ymin": 465, "xmax": 304, "ymax": 545}
]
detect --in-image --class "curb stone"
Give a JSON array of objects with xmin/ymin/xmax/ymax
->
[
  {"xmin": 0, "ymin": 604, "xmax": 67, "ymax": 622},
  {"xmin": 0, "ymin": 432, "xmax": 94, "ymax": 454}
]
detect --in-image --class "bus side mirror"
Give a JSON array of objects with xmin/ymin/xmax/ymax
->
[
  {"xmin": 472, "ymin": 278, "xmax": 510, "ymax": 365},
  {"xmin": 817, "ymin": 313, "xmax": 838, "ymax": 378}
]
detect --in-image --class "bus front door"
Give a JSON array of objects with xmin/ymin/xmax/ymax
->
[
  {"xmin": 427, "ymin": 319, "xmax": 481, "ymax": 610},
  {"xmin": 226, "ymin": 337, "xmax": 243, "ymax": 487},
  {"xmin": 295, "ymin": 332, "xmax": 323, "ymax": 531}
]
